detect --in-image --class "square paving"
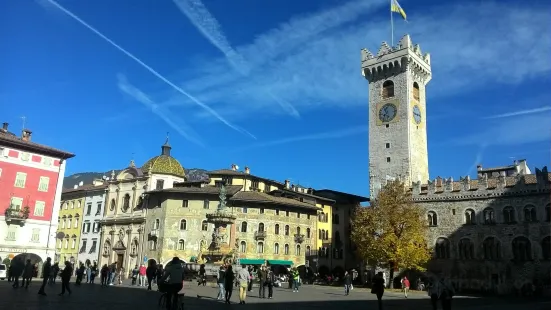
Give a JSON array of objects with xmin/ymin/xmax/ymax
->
[{"xmin": 1, "ymin": 279, "xmax": 549, "ymax": 310}]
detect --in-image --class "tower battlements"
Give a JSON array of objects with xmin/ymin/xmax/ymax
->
[
  {"xmin": 410, "ymin": 166, "xmax": 550, "ymax": 202},
  {"xmin": 361, "ymin": 34, "xmax": 431, "ymax": 84}
]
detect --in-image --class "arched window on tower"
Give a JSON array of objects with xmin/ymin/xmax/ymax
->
[
  {"xmin": 483, "ymin": 207, "xmax": 496, "ymax": 224},
  {"xmin": 306, "ymin": 228, "xmax": 311, "ymax": 238},
  {"xmin": 458, "ymin": 238, "xmax": 474, "ymax": 260},
  {"xmin": 545, "ymin": 204, "xmax": 550, "ymax": 222},
  {"xmin": 503, "ymin": 206, "xmax": 516, "ymax": 224},
  {"xmin": 332, "ymin": 214, "xmax": 340, "ymax": 224},
  {"xmin": 122, "ymin": 194, "xmax": 130, "ymax": 212},
  {"xmin": 179, "ymin": 219, "xmax": 187, "ymax": 230},
  {"xmin": 413, "ymin": 82, "xmax": 420, "ymax": 101},
  {"xmin": 177, "ymin": 239, "xmax": 185, "ymax": 250},
  {"xmin": 241, "ymin": 222, "xmax": 248, "ymax": 233},
  {"xmin": 464, "ymin": 209, "xmax": 476, "ymax": 225},
  {"xmin": 542, "ymin": 236, "xmax": 550, "ymax": 260},
  {"xmin": 434, "ymin": 238, "xmax": 450, "ymax": 259},
  {"xmin": 275, "ymin": 224, "xmax": 280, "ymax": 234},
  {"xmin": 382, "ymin": 80, "xmax": 394, "ymax": 98},
  {"xmin": 512, "ymin": 236, "xmax": 532, "ymax": 262},
  {"xmin": 427, "ymin": 211, "xmax": 438, "ymax": 226},
  {"xmin": 240, "ymin": 241, "xmax": 246, "ymax": 253},
  {"xmin": 258, "ymin": 223, "xmax": 265, "ymax": 232},
  {"xmin": 523, "ymin": 205, "xmax": 537, "ymax": 222}
]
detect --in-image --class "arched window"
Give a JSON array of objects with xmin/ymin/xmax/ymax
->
[
  {"xmin": 285, "ymin": 225, "xmax": 290, "ymax": 236},
  {"xmin": 306, "ymin": 228, "xmax": 311, "ymax": 238},
  {"xmin": 333, "ymin": 214, "xmax": 340, "ymax": 224},
  {"xmin": 512, "ymin": 236, "xmax": 532, "ymax": 262},
  {"xmin": 240, "ymin": 241, "xmax": 246, "ymax": 253},
  {"xmin": 296, "ymin": 227, "xmax": 301, "ymax": 235},
  {"xmin": 275, "ymin": 224, "xmax": 280, "ymax": 234},
  {"xmin": 154, "ymin": 219, "xmax": 160, "ymax": 230},
  {"xmin": 524, "ymin": 205, "xmax": 537, "ymax": 222},
  {"xmin": 324, "ymin": 230, "xmax": 329, "ymax": 240},
  {"xmin": 177, "ymin": 239, "xmax": 185, "ymax": 250},
  {"xmin": 382, "ymin": 80, "xmax": 394, "ymax": 98},
  {"xmin": 542, "ymin": 236, "xmax": 550, "ymax": 260},
  {"xmin": 435, "ymin": 238, "xmax": 450, "ymax": 259},
  {"xmin": 483, "ymin": 237, "xmax": 501, "ymax": 260},
  {"xmin": 335, "ymin": 231, "xmax": 341, "ymax": 243},
  {"xmin": 274, "ymin": 243, "xmax": 279, "ymax": 254},
  {"xmin": 179, "ymin": 219, "xmax": 187, "ymax": 230},
  {"xmin": 503, "ymin": 206, "xmax": 516, "ymax": 224},
  {"xmin": 258, "ymin": 223, "xmax": 265, "ymax": 232},
  {"xmin": 257, "ymin": 242, "xmax": 264, "ymax": 253},
  {"xmin": 464, "ymin": 209, "xmax": 476, "ymax": 225},
  {"xmin": 201, "ymin": 220, "xmax": 208, "ymax": 231},
  {"xmin": 296, "ymin": 245, "xmax": 301, "ymax": 256},
  {"xmin": 413, "ymin": 82, "xmax": 420, "ymax": 100},
  {"xmin": 427, "ymin": 211, "xmax": 438, "ymax": 226},
  {"xmin": 241, "ymin": 222, "xmax": 248, "ymax": 233},
  {"xmin": 545, "ymin": 204, "xmax": 550, "ymax": 222},
  {"xmin": 110, "ymin": 199, "xmax": 116, "ymax": 211},
  {"xmin": 306, "ymin": 246, "xmax": 311, "ymax": 256},
  {"xmin": 67, "ymin": 218, "xmax": 72, "ymax": 229},
  {"xmin": 122, "ymin": 194, "xmax": 130, "ymax": 212},
  {"xmin": 483, "ymin": 207, "xmax": 495, "ymax": 224},
  {"xmin": 284, "ymin": 244, "xmax": 289, "ymax": 255},
  {"xmin": 74, "ymin": 214, "xmax": 79, "ymax": 228},
  {"xmin": 458, "ymin": 238, "xmax": 474, "ymax": 260}
]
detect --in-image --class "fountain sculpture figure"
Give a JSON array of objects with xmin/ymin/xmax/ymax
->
[{"xmin": 204, "ymin": 184, "xmax": 237, "ymax": 264}]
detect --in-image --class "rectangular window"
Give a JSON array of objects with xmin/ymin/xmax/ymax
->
[
  {"xmin": 34, "ymin": 201, "xmax": 45, "ymax": 216},
  {"xmin": 80, "ymin": 240, "xmax": 87, "ymax": 253},
  {"xmin": 31, "ymin": 228, "xmax": 40, "ymax": 242},
  {"xmin": 86, "ymin": 204, "xmax": 92, "ymax": 215},
  {"xmin": 203, "ymin": 200, "xmax": 209, "ymax": 209},
  {"xmin": 385, "ymin": 124, "xmax": 389, "ymax": 128},
  {"xmin": 14, "ymin": 172, "xmax": 27, "ymax": 188},
  {"xmin": 182, "ymin": 200, "xmax": 189, "ymax": 208},
  {"xmin": 222, "ymin": 176, "xmax": 233, "ymax": 185},
  {"xmin": 275, "ymin": 209, "xmax": 280, "ymax": 216},
  {"xmin": 386, "ymin": 157, "xmax": 391, "ymax": 163},
  {"xmin": 251, "ymin": 180, "xmax": 259, "ymax": 189},
  {"xmin": 6, "ymin": 230, "xmax": 16, "ymax": 241},
  {"xmin": 156, "ymin": 179, "xmax": 165, "ymax": 190},
  {"xmin": 71, "ymin": 239, "xmax": 76, "ymax": 249},
  {"xmin": 38, "ymin": 176, "xmax": 50, "ymax": 192},
  {"xmin": 96, "ymin": 203, "xmax": 102, "ymax": 215},
  {"xmin": 74, "ymin": 218, "xmax": 79, "ymax": 228},
  {"xmin": 260, "ymin": 208, "xmax": 264, "ymax": 214},
  {"xmin": 385, "ymin": 143, "xmax": 391, "ymax": 148},
  {"xmin": 297, "ymin": 212, "xmax": 300, "ymax": 218},
  {"xmin": 91, "ymin": 240, "xmax": 97, "ymax": 253}
]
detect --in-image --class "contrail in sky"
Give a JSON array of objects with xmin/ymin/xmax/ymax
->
[{"xmin": 43, "ymin": 0, "xmax": 255, "ymax": 139}]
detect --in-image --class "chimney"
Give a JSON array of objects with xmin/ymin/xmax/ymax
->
[
  {"xmin": 231, "ymin": 164, "xmax": 237, "ymax": 171},
  {"xmin": 307, "ymin": 187, "xmax": 313, "ymax": 194},
  {"xmin": 244, "ymin": 166, "xmax": 250, "ymax": 174},
  {"xmin": 79, "ymin": 181, "xmax": 84, "ymax": 187},
  {"xmin": 284, "ymin": 179, "xmax": 290, "ymax": 189},
  {"xmin": 476, "ymin": 165, "xmax": 482, "ymax": 171},
  {"xmin": 1, "ymin": 122, "xmax": 8, "ymax": 133},
  {"xmin": 21, "ymin": 129, "xmax": 32, "ymax": 142},
  {"xmin": 73, "ymin": 184, "xmax": 78, "ymax": 189}
]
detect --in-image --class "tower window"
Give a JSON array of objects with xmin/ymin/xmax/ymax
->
[
  {"xmin": 386, "ymin": 157, "xmax": 391, "ymax": 163},
  {"xmin": 385, "ymin": 124, "xmax": 390, "ymax": 128},
  {"xmin": 385, "ymin": 143, "xmax": 391, "ymax": 148},
  {"xmin": 413, "ymin": 82, "xmax": 420, "ymax": 101},
  {"xmin": 382, "ymin": 80, "xmax": 394, "ymax": 98}
]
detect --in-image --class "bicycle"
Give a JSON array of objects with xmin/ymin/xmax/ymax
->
[{"xmin": 158, "ymin": 291, "xmax": 184, "ymax": 310}]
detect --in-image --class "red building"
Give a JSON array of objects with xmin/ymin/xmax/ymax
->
[{"xmin": 0, "ymin": 122, "xmax": 74, "ymax": 265}]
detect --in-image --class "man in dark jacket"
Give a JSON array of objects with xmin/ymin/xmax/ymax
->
[
  {"xmin": 216, "ymin": 266, "xmax": 226, "ymax": 300},
  {"xmin": 344, "ymin": 271, "xmax": 352, "ymax": 295},
  {"xmin": 258, "ymin": 266, "xmax": 267, "ymax": 298},
  {"xmin": 38, "ymin": 257, "xmax": 52, "ymax": 295}
]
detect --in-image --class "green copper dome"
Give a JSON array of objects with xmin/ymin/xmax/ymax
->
[{"xmin": 141, "ymin": 138, "xmax": 186, "ymax": 178}]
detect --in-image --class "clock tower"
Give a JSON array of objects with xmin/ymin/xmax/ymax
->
[{"xmin": 361, "ymin": 34, "xmax": 432, "ymax": 198}]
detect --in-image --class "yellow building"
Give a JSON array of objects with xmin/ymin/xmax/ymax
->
[{"xmin": 57, "ymin": 188, "xmax": 86, "ymax": 264}]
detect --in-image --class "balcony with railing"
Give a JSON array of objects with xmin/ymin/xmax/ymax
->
[
  {"xmin": 254, "ymin": 230, "xmax": 267, "ymax": 240},
  {"xmin": 4, "ymin": 205, "xmax": 30, "ymax": 226}
]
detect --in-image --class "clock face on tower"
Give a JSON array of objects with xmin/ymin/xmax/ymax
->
[
  {"xmin": 412, "ymin": 105, "xmax": 422, "ymax": 124},
  {"xmin": 378, "ymin": 103, "xmax": 397, "ymax": 123}
]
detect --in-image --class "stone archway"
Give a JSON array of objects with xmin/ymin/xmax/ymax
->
[{"xmin": 14, "ymin": 253, "xmax": 43, "ymax": 277}]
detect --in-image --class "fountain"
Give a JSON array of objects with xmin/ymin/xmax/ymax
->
[{"xmin": 204, "ymin": 184, "xmax": 237, "ymax": 265}]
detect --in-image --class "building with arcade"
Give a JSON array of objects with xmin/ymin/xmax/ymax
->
[{"xmin": 0, "ymin": 122, "xmax": 74, "ymax": 268}]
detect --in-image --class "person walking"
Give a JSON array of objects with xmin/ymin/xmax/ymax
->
[
  {"xmin": 160, "ymin": 257, "xmax": 184, "ymax": 310},
  {"xmin": 22, "ymin": 259, "xmax": 34, "ymax": 289},
  {"xmin": 58, "ymin": 261, "xmax": 73, "ymax": 296},
  {"xmin": 344, "ymin": 271, "xmax": 352, "ymax": 296},
  {"xmin": 258, "ymin": 266, "xmax": 267, "ymax": 298},
  {"xmin": 224, "ymin": 265, "xmax": 234, "ymax": 304},
  {"xmin": 138, "ymin": 264, "xmax": 146, "ymax": 287},
  {"xmin": 402, "ymin": 276, "xmax": 410, "ymax": 298},
  {"xmin": 437, "ymin": 276, "xmax": 455, "ymax": 310},
  {"xmin": 216, "ymin": 265, "xmax": 226, "ymax": 300},
  {"xmin": 100, "ymin": 264, "xmax": 109, "ymax": 286},
  {"xmin": 371, "ymin": 271, "xmax": 385, "ymax": 310},
  {"xmin": 291, "ymin": 268, "xmax": 300, "ymax": 292},
  {"xmin": 90, "ymin": 263, "xmax": 98, "ymax": 284},
  {"xmin": 237, "ymin": 265, "xmax": 250, "ymax": 304},
  {"xmin": 38, "ymin": 257, "xmax": 52, "ymax": 296},
  {"xmin": 146, "ymin": 261, "xmax": 156, "ymax": 290}
]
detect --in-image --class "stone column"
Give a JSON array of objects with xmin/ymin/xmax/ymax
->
[
  {"xmin": 136, "ymin": 225, "xmax": 145, "ymax": 266},
  {"xmin": 124, "ymin": 226, "xmax": 132, "ymax": 272},
  {"xmin": 108, "ymin": 229, "xmax": 115, "ymax": 264},
  {"xmin": 114, "ymin": 187, "xmax": 121, "ymax": 216}
]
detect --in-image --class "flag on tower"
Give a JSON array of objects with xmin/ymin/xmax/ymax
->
[{"xmin": 391, "ymin": 0, "xmax": 407, "ymax": 20}]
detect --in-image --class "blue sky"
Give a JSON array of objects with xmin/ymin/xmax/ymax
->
[{"xmin": 1, "ymin": 0, "xmax": 550, "ymax": 197}]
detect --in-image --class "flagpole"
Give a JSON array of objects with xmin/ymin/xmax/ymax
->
[{"xmin": 390, "ymin": 0, "xmax": 394, "ymax": 46}]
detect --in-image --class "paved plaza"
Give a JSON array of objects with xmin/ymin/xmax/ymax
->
[{"xmin": 1, "ymin": 280, "xmax": 549, "ymax": 310}]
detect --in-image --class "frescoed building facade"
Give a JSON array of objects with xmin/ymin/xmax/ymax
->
[{"xmin": 0, "ymin": 122, "xmax": 74, "ymax": 267}]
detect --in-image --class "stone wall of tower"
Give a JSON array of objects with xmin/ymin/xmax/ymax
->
[{"xmin": 407, "ymin": 68, "xmax": 430, "ymax": 184}]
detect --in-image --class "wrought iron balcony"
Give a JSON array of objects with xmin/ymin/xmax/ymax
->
[
  {"xmin": 254, "ymin": 230, "xmax": 267, "ymax": 240},
  {"xmin": 294, "ymin": 233, "xmax": 305, "ymax": 244},
  {"xmin": 4, "ymin": 205, "xmax": 30, "ymax": 226}
]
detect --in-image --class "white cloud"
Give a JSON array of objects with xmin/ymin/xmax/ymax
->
[
  {"xmin": 155, "ymin": 0, "xmax": 551, "ymax": 122},
  {"xmin": 484, "ymin": 106, "xmax": 551, "ymax": 119},
  {"xmin": 117, "ymin": 74, "xmax": 205, "ymax": 147}
]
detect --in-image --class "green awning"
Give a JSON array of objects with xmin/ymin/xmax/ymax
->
[
  {"xmin": 239, "ymin": 259, "xmax": 265, "ymax": 265},
  {"xmin": 267, "ymin": 260, "xmax": 293, "ymax": 266}
]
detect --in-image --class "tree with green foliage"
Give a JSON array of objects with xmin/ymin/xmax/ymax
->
[{"xmin": 351, "ymin": 179, "xmax": 430, "ymax": 286}]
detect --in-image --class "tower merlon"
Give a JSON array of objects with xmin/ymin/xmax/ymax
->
[{"xmin": 361, "ymin": 34, "xmax": 432, "ymax": 84}]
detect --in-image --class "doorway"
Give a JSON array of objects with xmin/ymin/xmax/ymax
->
[{"xmin": 117, "ymin": 254, "xmax": 124, "ymax": 270}]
